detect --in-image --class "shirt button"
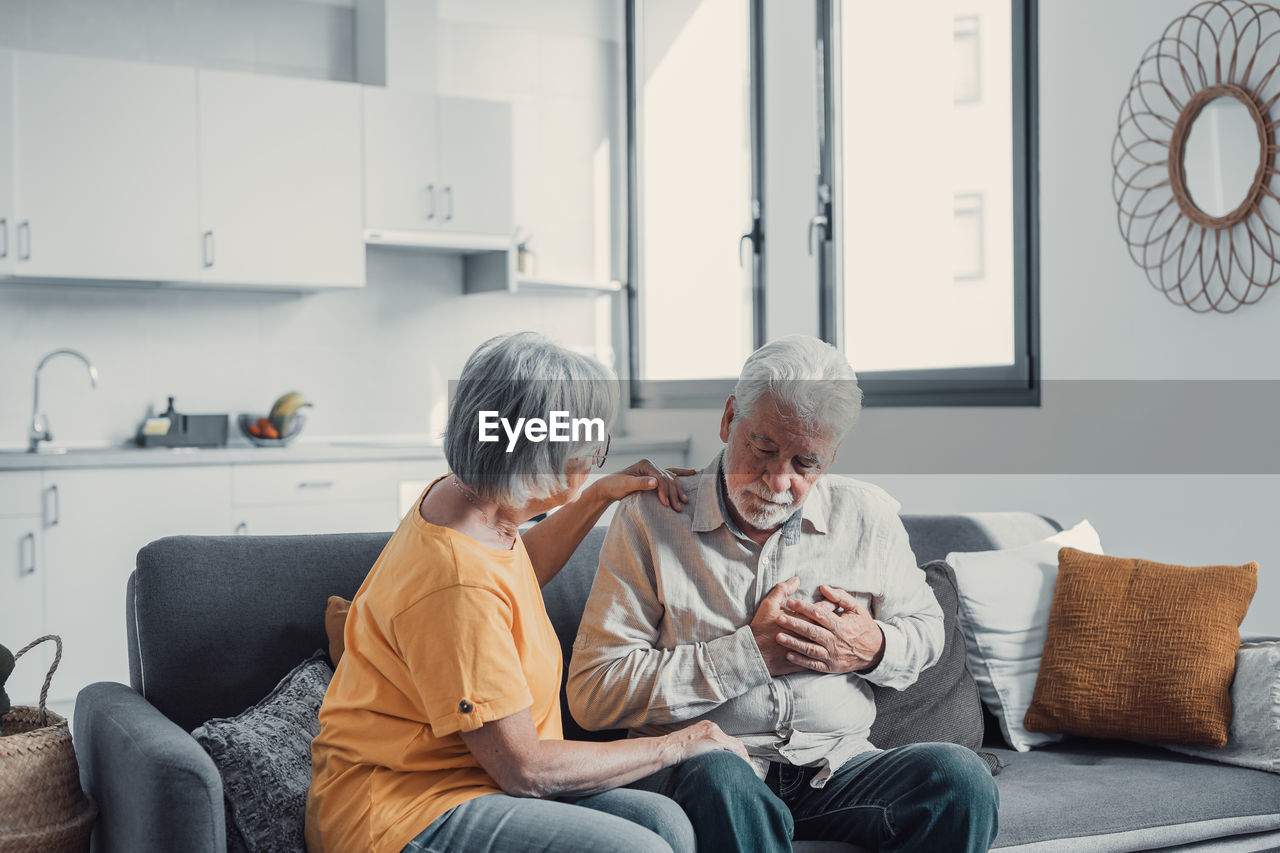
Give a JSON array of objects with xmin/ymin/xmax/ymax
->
[{"xmin": 459, "ymin": 700, "xmax": 474, "ymax": 713}]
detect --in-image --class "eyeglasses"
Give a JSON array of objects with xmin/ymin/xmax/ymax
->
[{"xmin": 587, "ymin": 434, "xmax": 611, "ymax": 469}]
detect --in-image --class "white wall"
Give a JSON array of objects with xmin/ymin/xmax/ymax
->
[{"xmin": 0, "ymin": 252, "xmax": 601, "ymax": 445}]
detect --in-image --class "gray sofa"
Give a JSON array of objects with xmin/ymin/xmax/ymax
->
[{"xmin": 74, "ymin": 512, "xmax": 1280, "ymax": 853}]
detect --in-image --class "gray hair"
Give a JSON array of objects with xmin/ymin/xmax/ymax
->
[
  {"xmin": 731, "ymin": 335, "xmax": 862, "ymax": 436},
  {"xmin": 444, "ymin": 332, "xmax": 619, "ymax": 508}
]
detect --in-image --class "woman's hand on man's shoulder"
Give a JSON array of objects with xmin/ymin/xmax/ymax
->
[{"xmin": 590, "ymin": 460, "xmax": 695, "ymax": 513}]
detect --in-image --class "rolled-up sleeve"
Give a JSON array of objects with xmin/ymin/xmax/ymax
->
[
  {"xmin": 567, "ymin": 500, "xmax": 770, "ymax": 731},
  {"xmin": 856, "ymin": 512, "xmax": 945, "ymax": 690}
]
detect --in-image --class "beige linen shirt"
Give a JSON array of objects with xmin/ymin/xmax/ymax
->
[{"xmin": 567, "ymin": 452, "xmax": 944, "ymax": 787}]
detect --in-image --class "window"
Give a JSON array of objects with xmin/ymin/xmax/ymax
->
[
  {"xmin": 624, "ymin": 0, "xmax": 1037, "ymax": 407},
  {"xmin": 824, "ymin": 0, "xmax": 1038, "ymax": 404},
  {"xmin": 626, "ymin": 0, "xmax": 761, "ymax": 404}
]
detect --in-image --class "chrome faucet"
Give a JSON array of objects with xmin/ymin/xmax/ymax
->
[{"xmin": 29, "ymin": 349, "xmax": 99, "ymax": 453}]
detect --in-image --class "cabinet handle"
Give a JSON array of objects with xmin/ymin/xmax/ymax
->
[
  {"xmin": 297, "ymin": 481, "xmax": 334, "ymax": 489},
  {"xmin": 443, "ymin": 186, "xmax": 453, "ymax": 222},
  {"xmin": 20, "ymin": 532, "xmax": 36, "ymax": 576},
  {"xmin": 0, "ymin": 217, "xmax": 7, "ymax": 260},
  {"xmin": 426, "ymin": 184, "xmax": 436, "ymax": 221},
  {"xmin": 234, "ymin": 521, "xmax": 248, "ymax": 535},
  {"xmin": 17, "ymin": 220, "xmax": 30, "ymax": 261},
  {"xmin": 202, "ymin": 230, "xmax": 215, "ymax": 267},
  {"xmin": 43, "ymin": 484, "xmax": 59, "ymax": 527}
]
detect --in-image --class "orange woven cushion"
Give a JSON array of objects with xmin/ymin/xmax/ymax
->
[
  {"xmin": 325, "ymin": 596, "xmax": 351, "ymax": 666},
  {"xmin": 1024, "ymin": 547, "xmax": 1257, "ymax": 747}
]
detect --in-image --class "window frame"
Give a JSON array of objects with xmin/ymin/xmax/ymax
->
[
  {"xmin": 624, "ymin": 0, "xmax": 766, "ymax": 410},
  {"xmin": 623, "ymin": 0, "xmax": 1040, "ymax": 409},
  {"xmin": 822, "ymin": 0, "xmax": 1040, "ymax": 407}
]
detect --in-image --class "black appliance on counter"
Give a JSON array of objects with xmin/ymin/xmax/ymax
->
[{"xmin": 135, "ymin": 397, "xmax": 229, "ymax": 448}]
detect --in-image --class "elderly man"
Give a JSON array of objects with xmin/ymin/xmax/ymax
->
[{"xmin": 567, "ymin": 335, "xmax": 999, "ymax": 853}]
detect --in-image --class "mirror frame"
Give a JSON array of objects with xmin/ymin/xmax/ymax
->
[
  {"xmin": 1167, "ymin": 84, "xmax": 1272, "ymax": 229},
  {"xmin": 1112, "ymin": 0, "xmax": 1280, "ymax": 313}
]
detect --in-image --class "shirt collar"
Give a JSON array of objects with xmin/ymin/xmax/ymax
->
[{"xmin": 690, "ymin": 451, "xmax": 829, "ymax": 543}]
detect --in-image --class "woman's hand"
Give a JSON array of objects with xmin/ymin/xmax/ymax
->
[
  {"xmin": 590, "ymin": 459, "xmax": 695, "ymax": 512},
  {"xmin": 663, "ymin": 720, "xmax": 750, "ymax": 764}
]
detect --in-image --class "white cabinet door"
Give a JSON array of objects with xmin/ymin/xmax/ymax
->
[
  {"xmin": 40, "ymin": 466, "xmax": 232, "ymax": 702},
  {"xmin": 198, "ymin": 70, "xmax": 365, "ymax": 288},
  {"xmin": 0, "ymin": 470, "xmax": 45, "ymax": 707},
  {"xmin": 0, "ymin": 517, "xmax": 44, "ymax": 706},
  {"xmin": 436, "ymin": 97, "xmax": 514, "ymax": 237},
  {"xmin": 233, "ymin": 501, "xmax": 399, "ymax": 536},
  {"xmin": 12, "ymin": 52, "xmax": 200, "ymax": 282},
  {"xmin": 0, "ymin": 51, "xmax": 13, "ymax": 278},
  {"xmin": 363, "ymin": 87, "xmax": 440, "ymax": 232}
]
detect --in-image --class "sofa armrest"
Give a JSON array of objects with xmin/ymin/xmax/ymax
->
[
  {"xmin": 75, "ymin": 682, "xmax": 226, "ymax": 853},
  {"xmin": 1242, "ymin": 629, "xmax": 1280, "ymax": 643}
]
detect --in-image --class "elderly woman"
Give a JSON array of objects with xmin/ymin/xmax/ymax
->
[{"xmin": 306, "ymin": 332, "xmax": 747, "ymax": 853}]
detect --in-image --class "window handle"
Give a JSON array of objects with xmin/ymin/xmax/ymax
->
[{"xmin": 807, "ymin": 215, "xmax": 829, "ymax": 256}]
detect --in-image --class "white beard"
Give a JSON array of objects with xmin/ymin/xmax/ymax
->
[{"xmin": 728, "ymin": 481, "xmax": 795, "ymax": 530}]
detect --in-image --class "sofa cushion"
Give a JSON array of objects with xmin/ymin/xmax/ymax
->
[
  {"xmin": 129, "ymin": 533, "xmax": 387, "ymax": 732},
  {"xmin": 946, "ymin": 520, "xmax": 1104, "ymax": 752},
  {"xmin": 325, "ymin": 596, "xmax": 351, "ymax": 666},
  {"xmin": 192, "ymin": 650, "xmax": 332, "ymax": 853},
  {"xmin": 988, "ymin": 739, "xmax": 1280, "ymax": 850},
  {"xmin": 1157, "ymin": 640, "xmax": 1280, "ymax": 774},
  {"xmin": 1025, "ymin": 548, "xmax": 1257, "ymax": 747},
  {"xmin": 869, "ymin": 560, "xmax": 999, "ymax": 773}
]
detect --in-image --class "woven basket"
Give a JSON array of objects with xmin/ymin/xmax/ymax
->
[{"xmin": 0, "ymin": 636, "xmax": 98, "ymax": 853}]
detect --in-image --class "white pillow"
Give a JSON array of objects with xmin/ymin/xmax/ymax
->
[
  {"xmin": 946, "ymin": 520, "xmax": 1104, "ymax": 752},
  {"xmin": 1158, "ymin": 642, "xmax": 1280, "ymax": 774}
]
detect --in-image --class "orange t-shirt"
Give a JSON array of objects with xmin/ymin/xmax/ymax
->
[{"xmin": 305, "ymin": 480, "xmax": 564, "ymax": 853}]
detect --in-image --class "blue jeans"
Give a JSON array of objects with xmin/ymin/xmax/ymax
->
[
  {"xmin": 401, "ymin": 788, "xmax": 696, "ymax": 853},
  {"xmin": 630, "ymin": 743, "xmax": 999, "ymax": 852}
]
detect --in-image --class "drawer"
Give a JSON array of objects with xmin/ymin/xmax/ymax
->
[
  {"xmin": 0, "ymin": 471, "xmax": 42, "ymax": 517},
  {"xmin": 232, "ymin": 500, "xmax": 400, "ymax": 535},
  {"xmin": 231, "ymin": 461, "xmax": 414, "ymax": 507}
]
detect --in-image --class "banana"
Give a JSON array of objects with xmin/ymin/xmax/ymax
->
[{"xmin": 269, "ymin": 391, "xmax": 312, "ymax": 435}]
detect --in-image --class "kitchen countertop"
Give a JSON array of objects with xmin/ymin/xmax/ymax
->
[{"xmin": 0, "ymin": 435, "xmax": 693, "ymax": 471}]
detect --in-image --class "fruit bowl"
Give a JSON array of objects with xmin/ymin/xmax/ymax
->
[{"xmin": 238, "ymin": 413, "xmax": 306, "ymax": 447}]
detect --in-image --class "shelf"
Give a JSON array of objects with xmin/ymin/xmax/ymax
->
[
  {"xmin": 363, "ymin": 229, "xmax": 513, "ymax": 254},
  {"xmin": 361, "ymin": 231, "xmax": 621, "ymax": 297},
  {"xmin": 513, "ymin": 276, "xmax": 623, "ymax": 294}
]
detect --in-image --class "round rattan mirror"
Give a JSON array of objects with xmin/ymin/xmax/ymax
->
[{"xmin": 1113, "ymin": 0, "xmax": 1280, "ymax": 312}]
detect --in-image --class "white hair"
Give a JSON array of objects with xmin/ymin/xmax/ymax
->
[
  {"xmin": 444, "ymin": 332, "xmax": 618, "ymax": 508},
  {"xmin": 731, "ymin": 335, "xmax": 862, "ymax": 436}
]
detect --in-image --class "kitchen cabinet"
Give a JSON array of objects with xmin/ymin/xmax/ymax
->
[
  {"xmin": 363, "ymin": 89, "xmax": 513, "ymax": 238},
  {"xmin": 435, "ymin": 97, "xmax": 514, "ymax": 237},
  {"xmin": 197, "ymin": 70, "xmax": 365, "ymax": 288},
  {"xmin": 362, "ymin": 87, "xmax": 440, "ymax": 233},
  {"xmin": 9, "ymin": 52, "xmax": 201, "ymax": 283},
  {"xmin": 39, "ymin": 466, "xmax": 232, "ymax": 703},
  {"xmin": 229, "ymin": 460, "xmax": 429, "ymax": 535},
  {"xmin": 0, "ymin": 472, "xmax": 46, "ymax": 706},
  {"xmin": 0, "ymin": 52, "xmax": 13, "ymax": 279}
]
